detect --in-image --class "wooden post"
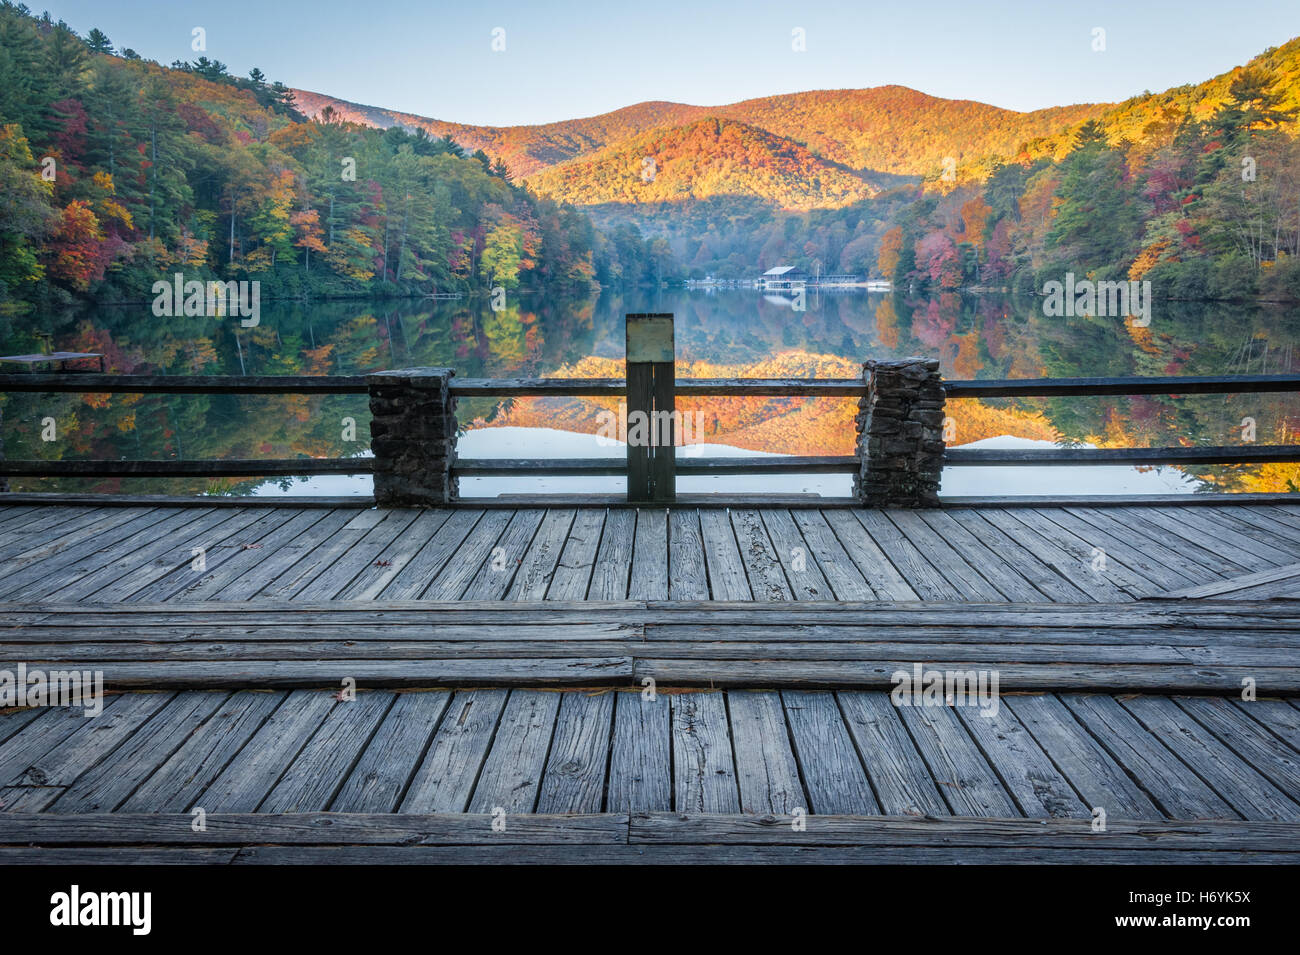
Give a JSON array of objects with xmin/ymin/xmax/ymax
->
[{"xmin": 626, "ymin": 314, "xmax": 675, "ymax": 503}]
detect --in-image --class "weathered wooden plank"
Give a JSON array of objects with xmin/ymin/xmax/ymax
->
[
  {"xmin": 820, "ymin": 510, "xmax": 918, "ymax": 600},
  {"xmin": 0, "ymin": 704, "xmax": 110, "ymax": 788},
  {"xmin": 896, "ymin": 704, "xmax": 1020, "ymax": 816},
  {"xmin": 331, "ymin": 690, "xmax": 452, "ymax": 812},
  {"xmin": 697, "ymin": 508, "xmax": 751, "ymax": 600},
  {"xmin": 671, "ymin": 691, "xmax": 739, "ymax": 813},
  {"xmin": 1196, "ymin": 506, "xmax": 1300, "ymax": 559},
  {"xmin": 3, "ymin": 623, "xmax": 638, "ymax": 646},
  {"xmin": 48, "ymin": 691, "xmax": 230, "ymax": 813},
  {"xmin": 782, "ymin": 691, "xmax": 877, "ymax": 813},
  {"xmin": 222, "ymin": 844, "xmax": 1300, "ymax": 864},
  {"xmin": 1002, "ymin": 694, "xmax": 1161, "ymax": 820},
  {"xmin": 199, "ymin": 689, "xmax": 338, "ymax": 812},
  {"xmin": 293, "ymin": 510, "xmax": 422, "ymax": 601},
  {"xmin": 10, "ymin": 637, "xmax": 1297, "ymax": 668},
  {"xmin": 914, "ymin": 509, "xmax": 1047, "ymax": 601},
  {"xmin": 535, "ymin": 690, "xmax": 615, "ymax": 813},
  {"xmin": 790, "ymin": 510, "xmax": 875, "ymax": 600},
  {"xmin": 166, "ymin": 509, "xmax": 337, "ymax": 602},
  {"xmin": 460, "ymin": 509, "xmax": 545, "ymax": 600},
  {"xmin": 259, "ymin": 691, "xmax": 395, "ymax": 812},
  {"xmin": 853, "ymin": 509, "xmax": 959, "ymax": 600},
  {"xmin": 13, "ymin": 691, "xmax": 172, "ymax": 787},
  {"xmin": 545, "ymin": 509, "xmax": 605, "ymax": 601},
  {"xmin": 1175, "ymin": 696, "xmax": 1300, "ymax": 798},
  {"xmin": 1059, "ymin": 693, "xmax": 1237, "ymax": 819},
  {"xmin": 374, "ymin": 510, "xmax": 484, "ymax": 600},
  {"xmin": 1155, "ymin": 562, "xmax": 1300, "ymax": 600},
  {"xmin": 468, "ymin": 690, "xmax": 561, "ymax": 813},
  {"xmin": 0, "ymin": 812, "xmax": 629, "ymax": 845},
  {"xmin": 120, "ymin": 690, "xmax": 285, "ymax": 812},
  {"xmin": 1120, "ymin": 507, "xmax": 1259, "ymax": 574},
  {"xmin": 0, "ymin": 507, "xmax": 160, "ymax": 587},
  {"xmin": 1233, "ymin": 697, "xmax": 1300, "ymax": 750},
  {"xmin": 626, "ymin": 813, "xmax": 1300, "ymax": 851},
  {"xmin": 973, "ymin": 509, "xmax": 1129, "ymax": 602},
  {"xmin": 1060, "ymin": 506, "xmax": 1221, "ymax": 586},
  {"xmin": 335, "ymin": 509, "xmax": 452, "ymax": 599},
  {"xmin": 727, "ymin": 690, "xmax": 804, "ymax": 814},
  {"xmin": 48, "ymin": 658, "xmax": 632, "ymax": 689},
  {"xmin": 48, "ymin": 508, "xmax": 246, "ymax": 602},
  {"xmin": 607, "ymin": 690, "xmax": 671, "ymax": 813},
  {"xmin": 627, "ymin": 508, "xmax": 668, "ymax": 600},
  {"xmin": 668, "ymin": 509, "xmax": 711, "ymax": 599},
  {"xmin": 419, "ymin": 509, "xmax": 514, "ymax": 600},
  {"xmin": 0, "ymin": 785, "xmax": 62, "ymax": 811},
  {"xmin": 2, "ymin": 508, "xmax": 211, "ymax": 602},
  {"xmin": 761, "ymin": 509, "xmax": 832, "ymax": 600},
  {"xmin": 400, "ymin": 689, "xmax": 508, "ymax": 813},
  {"xmin": 508, "ymin": 509, "xmax": 577, "ymax": 600},
  {"xmin": 837, "ymin": 691, "xmax": 948, "ymax": 816},
  {"xmin": 587, "ymin": 507, "xmax": 635, "ymax": 600},
  {"xmin": 1151, "ymin": 505, "xmax": 1295, "ymax": 568},
  {"xmin": 117, "ymin": 508, "xmax": 300, "ymax": 603},
  {"xmin": 729, "ymin": 507, "xmax": 792, "ymax": 600},
  {"xmin": 208, "ymin": 509, "xmax": 356, "ymax": 600},
  {"xmin": 1001, "ymin": 507, "xmax": 1159, "ymax": 599},
  {"xmin": 1121, "ymin": 695, "xmax": 1300, "ymax": 820},
  {"xmin": 886, "ymin": 509, "xmax": 1005, "ymax": 601},
  {"xmin": 633, "ymin": 659, "xmax": 1300, "ymax": 693},
  {"xmin": 255, "ymin": 510, "xmax": 389, "ymax": 600}
]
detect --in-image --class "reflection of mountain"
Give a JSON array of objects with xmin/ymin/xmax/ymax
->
[{"xmin": 471, "ymin": 352, "xmax": 1058, "ymax": 456}]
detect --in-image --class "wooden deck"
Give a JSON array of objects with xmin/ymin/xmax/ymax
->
[
  {"xmin": 1, "ymin": 499, "xmax": 1298, "ymax": 603},
  {"xmin": 0, "ymin": 498, "xmax": 1297, "ymax": 863},
  {"xmin": 0, "ymin": 687, "xmax": 1297, "ymax": 862}
]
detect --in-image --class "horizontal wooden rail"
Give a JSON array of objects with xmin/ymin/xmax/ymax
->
[
  {"xmin": 945, "ymin": 445, "xmax": 1300, "ymax": 466},
  {"xmin": 10, "ymin": 445, "xmax": 1295, "ymax": 479},
  {"xmin": 0, "ymin": 374, "xmax": 369, "ymax": 394},
  {"xmin": 944, "ymin": 373, "xmax": 1300, "ymax": 398},
  {"xmin": 453, "ymin": 456, "xmax": 858, "ymax": 476},
  {"xmin": 5, "ymin": 372, "xmax": 1298, "ymax": 398},
  {"xmin": 0, "ymin": 458, "xmax": 373, "ymax": 477}
]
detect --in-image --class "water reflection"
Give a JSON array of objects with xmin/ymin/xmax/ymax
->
[{"xmin": 1, "ymin": 288, "xmax": 1296, "ymax": 495}]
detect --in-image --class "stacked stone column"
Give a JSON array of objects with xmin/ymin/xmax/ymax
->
[
  {"xmin": 368, "ymin": 367, "xmax": 458, "ymax": 506},
  {"xmin": 853, "ymin": 357, "xmax": 946, "ymax": 506}
]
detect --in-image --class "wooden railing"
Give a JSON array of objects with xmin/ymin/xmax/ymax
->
[{"xmin": 1, "ymin": 371, "xmax": 1298, "ymax": 482}]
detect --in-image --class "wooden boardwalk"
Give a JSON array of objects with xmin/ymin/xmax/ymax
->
[
  {"xmin": 0, "ymin": 686, "xmax": 1297, "ymax": 863},
  {"xmin": 0, "ymin": 500, "xmax": 1298, "ymax": 604},
  {"xmin": 0, "ymin": 497, "xmax": 1296, "ymax": 863}
]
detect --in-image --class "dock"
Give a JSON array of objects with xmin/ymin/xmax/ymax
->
[
  {"xmin": 0, "ymin": 496, "xmax": 1297, "ymax": 863},
  {"xmin": 2, "ymin": 325, "xmax": 1299, "ymax": 863}
]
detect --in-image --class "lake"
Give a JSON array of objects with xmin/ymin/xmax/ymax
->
[{"xmin": 2, "ymin": 288, "xmax": 1296, "ymax": 497}]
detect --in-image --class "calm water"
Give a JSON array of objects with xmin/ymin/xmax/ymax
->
[{"xmin": 2, "ymin": 288, "xmax": 1297, "ymax": 496}]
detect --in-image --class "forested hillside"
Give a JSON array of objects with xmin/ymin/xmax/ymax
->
[
  {"xmin": 301, "ymin": 37, "xmax": 1300, "ymax": 300},
  {"xmin": 0, "ymin": 2, "xmax": 669, "ymax": 312}
]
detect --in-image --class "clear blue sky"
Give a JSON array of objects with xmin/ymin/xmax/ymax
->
[{"xmin": 40, "ymin": 0, "xmax": 1300, "ymax": 126}]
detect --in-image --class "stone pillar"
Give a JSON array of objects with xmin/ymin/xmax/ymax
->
[
  {"xmin": 368, "ymin": 367, "xmax": 458, "ymax": 506},
  {"xmin": 853, "ymin": 357, "xmax": 945, "ymax": 506}
]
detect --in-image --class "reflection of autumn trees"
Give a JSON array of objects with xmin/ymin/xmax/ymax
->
[
  {"xmin": 482, "ymin": 352, "xmax": 1058, "ymax": 456},
  {"xmin": 4, "ymin": 286, "xmax": 1298, "ymax": 493}
]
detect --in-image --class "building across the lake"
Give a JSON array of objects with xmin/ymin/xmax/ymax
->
[{"xmin": 759, "ymin": 265, "xmax": 808, "ymax": 289}]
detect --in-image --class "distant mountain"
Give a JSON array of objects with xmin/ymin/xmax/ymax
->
[
  {"xmin": 290, "ymin": 91, "xmax": 710, "ymax": 178},
  {"xmin": 525, "ymin": 117, "xmax": 883, "ymax": 210},
  {"xmin": 291, "ymin": 85, "xmax": 1107, "ymax": 201}
]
